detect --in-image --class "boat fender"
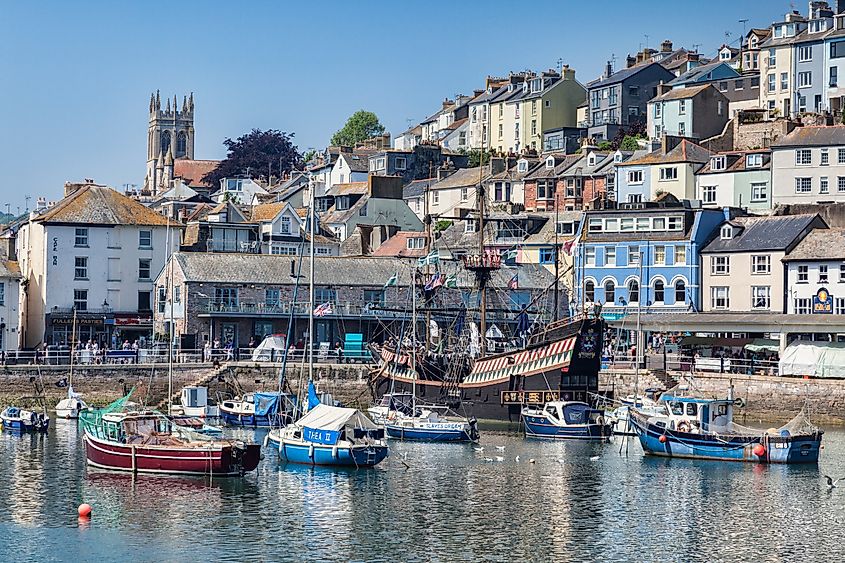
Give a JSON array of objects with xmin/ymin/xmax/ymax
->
[
  {"xmin": 332, "ymin": 446, "xmax": 338, "ymax": 459},
  {"xmin": 658, "ymin": 434, "xmax": 668, "ymax": 444},
  {"xmin": 308, "ymin": 444, "xmax": 314, "ymax": 459},
  {"xmin": 596, "ymin": 416, "xmax": 605, "ymax": 427},
  {"xmin": 262, "ymin": 435, "xmax": 269, "ymax": 448},
  {"xmin": 752, "ymin": 443, "xmax": 767, "ymax": 458},
  {"xmin": 677, "ymin": 421, "xmax": 691, "ymax": 433}
]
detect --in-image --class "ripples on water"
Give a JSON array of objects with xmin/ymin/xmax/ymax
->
[{"xmin": 0, "ymin": 422, "xmax": 843, "ymax": 562}]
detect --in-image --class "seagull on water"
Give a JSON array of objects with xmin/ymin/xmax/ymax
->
[
  {"xmin": 556, "ymin": 458, "xmax": 566, "ymax": 464},
  {"xmin": 484, "ymin": 457, "xmax": 494, "ymax": 462},
  {"xmin": 528, "ymin": 458, "xmax": 536, "ymax": 464},
  {"xmin": 474, "ymin": 447, "xmax": 484, "ymax": 453},
  {"xmin": 825, "ymin": 475, "xmax": 844, "ymax": 489},
  {"xmin": 495, "ymin": 456, "xmax": 504, "ymax": 462},
  {"xmin": 496, "ymin": 445, "xmax": 506, "ymax": 451},
  {"xmin": 515, "ymin": 455, "xmax": 520, "ymax": 462},
  {"xmin": 590, "ymin": 455, "xmax": 600, "ymax": 461}
]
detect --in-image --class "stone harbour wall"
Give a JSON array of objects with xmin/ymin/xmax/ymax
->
[{"xmin": 601, "ymin": 369, "xmax": 845, "ymax": 424}]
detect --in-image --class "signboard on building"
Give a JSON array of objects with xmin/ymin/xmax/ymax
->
[{"xmin": 813, "ymin": 288, "xmax": 833, "ymax": 314}]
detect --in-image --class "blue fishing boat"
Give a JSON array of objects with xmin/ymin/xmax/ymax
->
[
  {"xmin": 629, "ymin": 394, "xmax": 823, "ymax": 464},
  {"xmin": 521, "ymin": 401, "xmax": 611, "ymax": 441},
  {"xmin": 1, "ymin": 406, "xmax": 50, "ymax": 433},
  {"xmin": 267, "ymin": 404, "xmax": 388, "ymax": 468},
  {"xmin": 384, "ymin": 407, "xmax": 479, "ymax": 442},
  {"xmin": 219, "ymin": 392, "xmax": 296, "ymax": 427}
]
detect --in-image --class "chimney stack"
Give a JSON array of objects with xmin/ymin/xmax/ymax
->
[
  {"xmin": 626, "ymin": 54, "xmax": 637, "ymax": 68},
  {"xmin": 604, "ymin": 60, "xmax": 613, "ymax": 79},
  {"xmin": 661, "ymin": 39, "xmax": 673, "ymax": 53}
]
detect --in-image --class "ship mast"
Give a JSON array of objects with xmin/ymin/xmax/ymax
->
[{"xmin": 477, "ymin": 156, "xmax": 488, "ymax": 356}]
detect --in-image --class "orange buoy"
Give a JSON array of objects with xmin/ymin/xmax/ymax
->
[
  {"xmin": 752, "ymin": 444, "xmax": 766, "ymax": 457},
  {"xmin": 658, "ymin": 435, "xmax": 668, "ymax": 443},
  {"xmin": 78, "ymin": 503, "xmax": 92, "ymax": 518}
]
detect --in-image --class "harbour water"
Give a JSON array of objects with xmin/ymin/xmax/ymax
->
[{"xmin": 1, "ymin": 421, "xmax": 844, "ymax": 562}]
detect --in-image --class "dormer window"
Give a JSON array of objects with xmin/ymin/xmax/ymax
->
[
  {"xmin": 545, "ymin": 156, "xmax": 555, "ymax": 169},
  {"xmin": 465, "ymin": 220, "xmax": 477, "ymax": 233},
  {"xmin": 508, "ymin": 83, "xmax": 514, "ymax": 93},
  {"xmin": 614, "ymin": 151, "xmax": 624, "ymax": 163},
  {"xmin": 746, "ymin": 153, "xmax": 763, "ymax": 168},
  {"xmin": 531, "ymin": 78, "xmax": 542, "ymax": 92},
  {"xmin": 407, "ymin": 237, "xmax": 425, "ymax": 250},
  {"xmin": 517, "ymin": 159, "xmax": 528, "ymax": 173},
  {"xmin": 720, "ymin": 225, "xmax": 733, "ymax": 240},
  {"xmin": 711, "ymin": 156, "xmax": 726, "ymax": 171},
  {"xmin": 587, "ymin": 153, "xmax": 596, "ymax": 166}
]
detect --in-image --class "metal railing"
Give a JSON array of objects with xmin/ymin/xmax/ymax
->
[
  {"xmin": 201, "ymin": 301, "xmax": 411, "ymax": 318},
  {"xmin": 0, "ymin": 344, "xmax": 376, "ymax": 366},
  {"xmin": 205, "ymin": 239, "xmax": 261, "ymax": 253},
  {"xmin": 602, "ymin": 351, "xmax": 781, "ymax": 377}
]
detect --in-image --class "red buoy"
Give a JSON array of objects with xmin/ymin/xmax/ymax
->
[
  {"xmin": 658, "ymin": 435, "xmax": 668, "ymax": 443},
  {"xmin": 78, "ymin": 503, "xmax": 92, "ymax": 518},
  {"xmin": 752, "ymin": 444, "xmax": 766, "ymax": 458}
]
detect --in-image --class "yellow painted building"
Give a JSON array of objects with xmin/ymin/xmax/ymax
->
[{"xmin": 517, "ymin": 67, "xmax": 586, "ymax": 152}]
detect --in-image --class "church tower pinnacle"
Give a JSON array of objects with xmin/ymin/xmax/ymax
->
[{"xmin": 143, "ymin": 91, "xmax": 195, "ymax": 196}]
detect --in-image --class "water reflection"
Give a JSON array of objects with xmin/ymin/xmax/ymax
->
[{"xmin": 0, "ymin": 426, "xmax": 843, "ymax": 561}]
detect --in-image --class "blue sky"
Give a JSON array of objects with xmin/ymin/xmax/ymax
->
[{"xmin": 0, "ymin": 0, "xmax": 789, "ymax": 209}]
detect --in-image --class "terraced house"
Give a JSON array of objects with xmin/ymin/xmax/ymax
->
[{"xmin": 574, "ymin": 205, "xmax": 727, "ymax": 318}]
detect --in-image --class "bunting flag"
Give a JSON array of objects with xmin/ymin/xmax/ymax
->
[
  {"xmin": 424, "ymin": 273, "xmax": 445, "ymax": 291},
  {"xmin": 502, "ymin": 248, "xmax": 518, "ymax": 262},
  {"xmin": 313, "ymin": 302, "xmax": 334, "ymax": 317},
  {"xmin": 444, "ymin": 274, "xmax": 458, "ymax": 289},
  {"xmin": 417, "ymin": 249, "xmax": 440, "ymax": 267},
  {"xmin": 384, "ymin": 272, "xmax": 398, "ymax": 288},
  {"xmin": 508, "ymin": 273, "xmax": 519, "ymax": 290}
]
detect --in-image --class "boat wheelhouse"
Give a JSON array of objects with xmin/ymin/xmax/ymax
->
[
  {"xmin": 630, "ymin": 394, "xmax": 823, "ymax": 464},
  {"xmin": 1, "ymin": 407, "xmax": 50, "ymax": 433},
  {"xmin": 521, "ymin": 401, "xmax": 611, "ymax": 441}
]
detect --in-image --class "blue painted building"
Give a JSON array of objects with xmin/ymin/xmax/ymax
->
[{"xmin": 573, "ymin": 204, "xmax": 729, "ymax": 319}]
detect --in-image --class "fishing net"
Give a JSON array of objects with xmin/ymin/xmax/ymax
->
[{"xmin": 79, "ymin": 390, "xmax": 134, "ymax": 434}]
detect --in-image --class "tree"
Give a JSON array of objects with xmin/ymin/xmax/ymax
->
[
  {"xmin": 302, "ymin": 149, "xmax": 317, "ymax": 164},
  {"xmin": 202, "ymin": 129, "xmax": 301, "ymax": 188},
  {"xmin": 331, "ymin": 110, "xmax": 385, "ymax": 147},
  {"xmin": 461, "ymin": 148, "xmax": 491, "ymax": 167},
  {"xmin": 619, "ymin": 135, "xmax": 641, "ymax": 151}
]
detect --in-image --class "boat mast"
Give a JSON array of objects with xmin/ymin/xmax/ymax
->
[
  {"xmin": 424, "ymin": 161, "xmax": 433, "ymax": 352},
  {"xmin": 166, "ymin": 216, "xmax": 174, "ymax": 414},
  {"xmin": 477, "ymin": 139, "xmax": 488, "ymax": 356},
  {"xmin": 308, "ymin": 183, "xmax": 316, "ymax": 387},
  {"xmin": 411, "ymin": 267, "xmax": 417, "ymax": 413},
  {"xmin": 553, "ymin": 192, "xmax": 560, "ymax": 322},
  {"xmin": 69, "ymin": 306, "xmax": 77, "ymax": 390}
]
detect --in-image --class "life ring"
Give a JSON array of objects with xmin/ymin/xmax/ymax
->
[{"xmin": 677, "ymin": 421, "xmax": 691, "ymax": 433}]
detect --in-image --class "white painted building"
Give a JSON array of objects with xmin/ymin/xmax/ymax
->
[
  {"xmin": 329, "ymin": 152, "xmax": 370, "ymax": 188},
  {"xmin": 0, "ymin": 260, "xmax": 21, "ymax": 351},
  {"xmin": 784, "ymin": 227, "xmax": 845, "ymax": 315},
  {"xmin": 771, "ymin": 125, "xmax": 845, "ymax": 204},
  {"xmin": 16, "ymin": 183, "xmax": 178, "ymax": 348},
  {"xmin": 213, "ymin": 178, "xmax": 269, "ymax": 204}
]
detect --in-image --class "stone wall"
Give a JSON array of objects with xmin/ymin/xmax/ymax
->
[
  {"xmin": 0, "ymin": 361, "xmax": 373, "ymax": 411},
  {"xmin": 601, "ymin": 369, "xmax": 845, "ymax": 424}
]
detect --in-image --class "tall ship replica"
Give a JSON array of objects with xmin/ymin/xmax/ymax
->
[{"xmin": 370, "ymin": 166, "xmax": 604, "ymax": 422}]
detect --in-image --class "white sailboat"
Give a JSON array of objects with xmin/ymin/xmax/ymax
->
[{"xmin": 55, "ymin": 307, "xmax": 88, "ymax": 419}]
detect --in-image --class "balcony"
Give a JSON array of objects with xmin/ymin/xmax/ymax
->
[
  {"xmin": 205, "ymin": 239, "xmax": 260, "ymax": 253},
  {"xmin": 199, "ymin": 301, "xmax": 412, "ymax": 318}
]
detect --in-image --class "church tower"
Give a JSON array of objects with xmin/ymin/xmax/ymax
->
[{"xmin": 144, "ymin": 91, "xmax": 195, "ymax": 195}]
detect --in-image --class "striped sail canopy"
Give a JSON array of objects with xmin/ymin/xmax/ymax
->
[
  {"xmin": 461, "ymin": 337, "xmax": 576, "ymax": 387},
  {"xmin": 379, "ymin": 347, "xmax": 418, "ymax": 380}
]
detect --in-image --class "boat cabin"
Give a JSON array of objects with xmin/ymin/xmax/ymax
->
[
  {"xmin": 182, "ymin": 386, "xmax": 210, "ymax": 409},
  {"xmin": 651, "ymin": 395, "xmax": 734, "ymax": 433},
  {"xmin": 96, "ymin": 412, "xmax": 174, "ymax": 444},
  {"xmin": 540, "ymin": 401, "xmax": 605, "ymax": 426}
]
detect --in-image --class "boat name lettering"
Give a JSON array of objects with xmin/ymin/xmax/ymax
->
[
  {"xmin": 302, "ymin": 427, "xmax": 339, "ymax": 445},
  {"xmin": 501, "ymin": 390, "xmax": 560, "ymax": 405}
]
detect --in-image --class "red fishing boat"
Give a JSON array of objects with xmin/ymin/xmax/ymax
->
[{"xmin": 81, "ymin": 400, "xmax": 260, "ymax": 476}]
